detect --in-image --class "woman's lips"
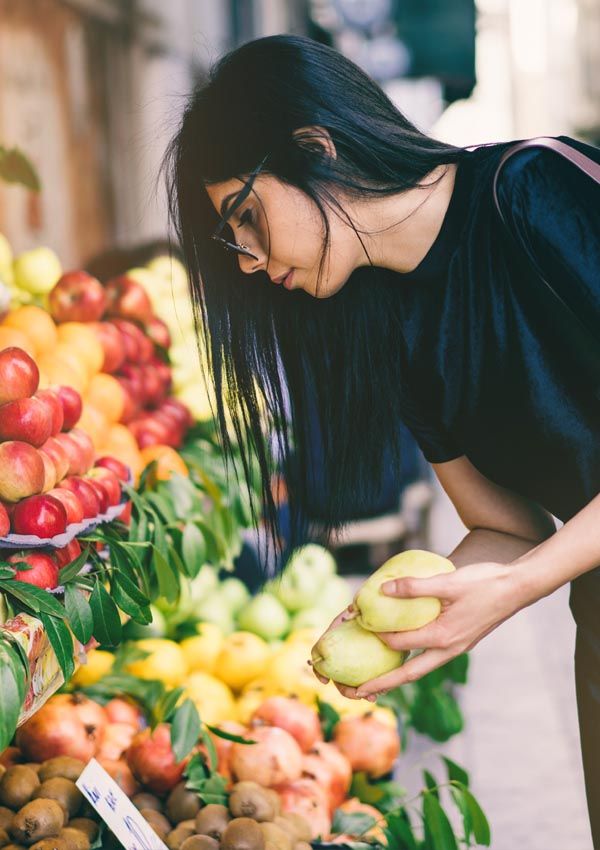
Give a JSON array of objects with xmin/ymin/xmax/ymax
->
[{"xmin": 282, "ymin": 270, "xmax": 294, "ymax": 289}]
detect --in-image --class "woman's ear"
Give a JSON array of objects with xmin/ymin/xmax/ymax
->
[{"xmin": 292, "ymin": 126, "xmax": 337, "ymax": 160}]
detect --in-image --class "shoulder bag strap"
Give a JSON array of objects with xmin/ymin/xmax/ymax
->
[{"xmin": 492, "ymin": 136, "xmax": 600, "ymax": 399}]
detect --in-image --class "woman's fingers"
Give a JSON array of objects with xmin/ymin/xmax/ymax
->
[
  {"xmin": 355, "ymin": 648, "xmax": 452, "ymax": 698},
  {"xmin": 381, "ymin": 575, "xmax": 454, "ymax": 599},
  {"xmin": 377, "ymin": 621, "xmax": 449, "ymax": 651}
]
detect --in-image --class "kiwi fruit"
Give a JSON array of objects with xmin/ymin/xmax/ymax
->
[
  {"xmin": 166, "ymin": 783, "xmax": 201, "ymax": 823},
  {"xmin": 22, "ymin": 767, "xmax": 41, "ymax": 777},
  {"xmin": 37, "ymin": 761, "xmax": 85, "ymax": 785},
  {"xmin": 180, "ymin": 838, "xmax": 220, "ymax": 850},
  {"xmin": 279, "ymin": 814, "xmax": 312, "ymax": 843},
  {"xmin": 0, "ymin": 826, "xmax": 9, "ymax": 847},
  {"xmin": 58, "ymin": 828, "xmax": 90, "ymax": 850},
  {"xmin": 139, "ymin": 809, "xmax": 171, "ymax": 841},
  {"xmin": 0, "ymin": 767, "xmax": 6, "ymax": 780},
  {"xmin": 0, "ymin": 766, "xmax": 41, "ymax": 809},
  {"xmin": 294, "ymin": 843, "xmax": 312, "ymax": 850},
  {"xmin": 229, "ymin": 784, "xmax": 275, "ymax": 822},
  {"xmin": 221, "ymin": 818, "xmax": 266, "ymax": 850},
  {"xmin": 166, "ymin": 822, "xmax": 196, "ymax": 850},
  {"xmin": 132, "ymin": 792, "xmax": 162, "ymax": 812},
  {"xmin": 33, "ymin": 779, "xmax": 83, "ymax": 819},
  {"xmin": 0, "ymin": 808, "xmax": 14, "ymax": 829},
  {"xmin": 194, "ymin": 804, "xmax": 231, "ymax": 840},
  {"xmin": 259, "ymin": 823, "xmax": 292, "ymax": 850},
  {"xmin": 28, "ymin": 840, "xmax": 68, "ymax": 850},
  {"xmin": 63, "ymin": 821, "xmax": 97, "ymax": 843},
  {"xmin": 178, "ymin": 820, "xmax": 197, "ymax": 831},
  {"xmin": 264, "ymin": 791, "xmax": 281, "ymax": 818},
  {"xmin": 10, "ymin": 799, "xmax": 64, "ymax": 844},
  {"xmin": 3, "ymin": 845, "xmax": 26, "ymax": 850}
]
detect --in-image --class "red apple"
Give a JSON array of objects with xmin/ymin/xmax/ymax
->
[
  {"xmin": 54, "ymin": 433, "xmax": 86, "ymax": 476},
  {"xmin": 0, "ymin": 396, "xmax": 53, "ymax": 447},
  {"xmin": 35, "ymin": 389, "xmax": 64, "ymax": 435},
  {"xmin": 152, "ymin": 411, "xmax": 183, "ymax": 447},
  {"xmin": 8, "ymin": 552, "xmax": 60, "ymax": 589},
  {"xmin": 49, "ymin": 270, "xmax": 107, "ymax": 322},
  {"xmin": 118, "ymin": 363, "xmax": 145, "ymax": 402},
  {"xmin": 40, "ymin": 436, "xmax": 70, "ymax": 482},
  {"xmin": 95, "ymin": 456, "xmax": 130, "ymax": 482},
  {"xmin": 129, "ymin": 417, "xmax": 170, "ymax": 449},
  {"xmin": 116, "ymin": 378, "xmax": 139, "ymax": 423},
  {"xmin": 91, "ymin": 321, "xmax": 126, "ymax": 373},
  {"xmin": 47, "ymin": 486, "xmax": 85, "ymax": 524},
  {"xmin": 87, "ymin": 478, "xmax": 109, "ymax": 513},
  {"xmin": 152, "ymin": 359, "xmax": 173, "ymax": 393},
  {"xmin": 0, "ymin": 442, "xmax": 45, "ymax": 502},
  {"xmin": 58, "ymin": 476, "xmax": 100, "ymax": 518},
  {"xmin": 112, "ymin": 319, "xmax": 153, "ymax": 364},
  {"xmin": 109, "ymin": 320, "xmax": 140, "ymax": 362},
  {"xmin": 11, "ymin": 494, "xmax": 68, "ymax": 537},
  {"xmin": 56, "ymin": 385, "xmax": 83, "ymax": 430},
  {"xmin": 53, "ymin": 538, "xmax": 83, "ymax": 569},
  {"xmin": 105, "ymin": 276, "xmax": 154, "ymax": 325},
  {"xmin": 0, "ymin": 502, "xmax": 9, "ymax": 536},
  {"xmin": 0, "ymin": 347, "xmax": 39, "ymax": 405},
  {"xmin": 68, "ymin": 428, "xmax": 95, "ymax": 473},
  {"xmin": 140, "ymin": 367, "xmax": 166, "ymax": 407},
  {"xmin": 159, "ymin": 398, "xmax": 193, "ymax": 430},
  {"xmin": 39, "ymin": 450, "xmax": 58, "ymax": 493},
  {"xmin": 146, "ymin": 318, "xmax": 171, "ymax": 350},
  {"xmin": 87, "ymin": 467, "xmax": 121, "ymax": 506},
  {"xmin": 119, "ymin": 500, "xmax": 132, "ymax": 525}
]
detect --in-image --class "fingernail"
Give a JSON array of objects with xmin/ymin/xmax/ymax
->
[
  {"xmin": 381, "ymin": 581, "xmax": 393, "ymax": 594},
  {"xmin": 367, "ymin": 695, "xmax": 377, "ymax": 702}
]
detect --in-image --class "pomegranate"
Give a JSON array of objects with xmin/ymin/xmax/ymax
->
[
  {"xmin": 126, "ymin": 723, "xmax": 187, "ymax": 795},
  {"xmin": 309, "ymin": 741, "xmax": 352, "ymax": 807},
  {"xmin": 54, "ymin": 693, "xmax": 107, "ymax": 752},
  {"xmin": 98, "ymin": 759, "xmax": 139, "ymax": 796},
  {"xmin": 0, "ymin": 747, "xmax": 25, "ymax": 768},
  {"xmin": 209, "ymin": 721, "xmax": 247, "ymax": 781},
  {"xmin": 275, "ymin": 777, "xmax": 332, "ymax": 839},
  {"xmin": 16, "ymin": 698, "xmax": 96, "ymax": 762},
  {"xmin": 300, "ymin": 752, "xmax": 339, "ymax": 813},
  {"xmin": 105, "ymin": 697, "xmax": 144, "ymax": 730},
  {"xmin": 333, "ymin": 713, "xmax": 400, "ymax": 778},
  {"xmin": 337, "ymin": 798, "xmax": 385, "ymax": 841},
  {"xmin": 230, "ymin": 726, "xmax": 303, "ymax": 787},
  {"xmin": 251, "ymin": 696, "xmax": 323, "ymax": 753},
  {"xmin": 97, "ymin": 723, "xmax": 137, "ymax": 761}
]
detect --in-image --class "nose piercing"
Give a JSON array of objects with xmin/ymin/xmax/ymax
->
[{"xmin": 238, "ymin": 244, "xmax": 250, "ymax": 251}]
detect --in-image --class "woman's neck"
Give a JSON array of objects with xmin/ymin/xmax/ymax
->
[{"xmin": 354, "ymin": 163, "xmax": 458, "ymax": 275}]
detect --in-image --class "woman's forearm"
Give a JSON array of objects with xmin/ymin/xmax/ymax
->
[
  {"xmin": 447, "ymin": 527, "xmax": 548, "ymax": 568},
  {"xmin": 510, "ymin": 492, "xmax": 600, "ymax": 603}
]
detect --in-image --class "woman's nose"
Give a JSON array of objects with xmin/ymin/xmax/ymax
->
[{"xmin": 238, "ymin": 250, "xmax": 264, "ymax": 274}]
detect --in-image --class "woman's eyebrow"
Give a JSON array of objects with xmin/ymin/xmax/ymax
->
[{"xmin": 220, "ymin": 191, "xmax": 240, "ymax": 218}]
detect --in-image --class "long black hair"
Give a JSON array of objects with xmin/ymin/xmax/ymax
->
[{"xmin": 164, "ymin": 34, "xmax": 466, "ymax": 568}]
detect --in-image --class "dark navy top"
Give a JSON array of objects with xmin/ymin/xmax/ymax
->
[{"xmin": 395, "ymin": 136, "xmax": 600, "ymax": 523}]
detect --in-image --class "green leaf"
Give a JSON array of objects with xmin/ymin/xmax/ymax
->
[
  {"xmin": 423, "ymin": 770, "xmax": 439, "ymax": 799},
  {"xmin": 111, "ymin": 572, "xmax": 151, "ymax": 624},
  {"xmin": 146, "ymin": 493, "xmax": 176, "ymax": 524},
  {"xmin": 200, "ymin": 727, "xmax": 218, "ymax": 773},
  {"xmin": 411, "ymin": 687, "xmax": 463, "ymax": 742},
  {"xmin": 206, "ymin": 725, "xmax": 254, "ymax": 745},
  {"xmin": 317, "ymin": 698, "xmax": 341, "ymax": 742},
  {"xmin": 0, "ymin": 579, "xmax": 67, "ymax": 617},
  {"xmin": 0, "ymin": 644, "xmax": 24, "ymax": 751},
  {"xmin": 153, "ymin": 548, "xmax": 180, "ymax": 603},
  {"xmin": 185, "ymin": 772, "xmax": 228, "ymax": 807},
  {"xmin": 0, "ymin": 567, "xmax": 15, "ymax": 580},
  {"xmin": 442, "ymin": 757, "xmax": 469, "ymax": 788},
  {"xmin": 331, "ymin": 809, "xmax": 377, "ymax": 836},
  {"xmin": 0, "ymin": 146, "xmax": 40, "ymax": 190},
  {"xmin": 170, "ymin": 699, "xmax": 201, "ymax": 762},
  {"xmin": 450, "ymin": 786, "xmax": 472, "ymax": 845},
  {"xmin": 157, "ymin": 688, "xmax": 184, "ymax": 723},
  {"xmin": 39, "ymin": 612, "xmax": 75, "ymax": 682},
  {"xmin": 385, "ymin": 812, "xmax": 419, "ymax": 850},
  {"xmin": 182, "ymin": 523, "xmax": 206, "ymax": 578},
  {"xmin": 58, "ymin": 549, "xmax": 89, "ymax": 585},
  {"xmin": 422, "ymin": 793, "xmax": 459, "ymax": 850},
  {"xmin": 444, "ymin": 653, "xmax": 469, "ymax": 684},
  {"xmin": 64, "ymin": 585, "xmax": 94, "ymax": 644},
  {"xmin": 455, "ymin": 783, "xmax": 491, "ymax": 846},
  {"xmin": 89, "ymin": 581, "xmax": 122, "ymax": 647}
]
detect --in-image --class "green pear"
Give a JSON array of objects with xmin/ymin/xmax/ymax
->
[
  {"xmin": 311, "ymin": 617, "xmax": 407, "ymax": 687},
  {"xmin": 355, "ymin": 550, "xmax": 455, "ymax": 633},
  {"xmin": 219, "ymin": 577, "xmax": 251, "ymax": 614},
  {"xmin": 237, "ymin": 592, "xmax": 290, "ymax": 640}
]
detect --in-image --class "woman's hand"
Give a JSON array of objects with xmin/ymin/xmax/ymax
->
[{"xmin": 314, "ymin": 561, "xmax": 531, "ymax": 701}]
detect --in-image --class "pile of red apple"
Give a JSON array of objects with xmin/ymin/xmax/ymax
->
[
  {"xmin": 0, "ymin": 344, "xmax": 128, "ymax": 544},
  {"xmin": 49, "ymin": 271, "xmax": 192, "ymax": 449}
]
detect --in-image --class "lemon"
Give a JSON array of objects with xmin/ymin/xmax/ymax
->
[
  {"xmin": 216, "ymin": 631, "xmax": 271, "ymax": 691},
  {"xmin": 184, "ymin": 672, "xmax": 237, "ymax": 725},
  {"xmin": 71, "ymin": 649, "xmax": 114, "ymax": 687},
  {"xmin": 127, "ymin": 639, "xmax": 188, "ymax": 687},
  {"xmin": 265, "ymin": 643, "xmax": 321, "ymax": 705},
  {"xmin": 180, "ymin": 622, "xmax": 224, "ymax": 674},
  {"xmin": 236, "ymin": 677, "xmax": 279, "ymax": 723},
  {"xmin": 13, "ymin": 246, "xmax": 62, "ymax": 295},
  {"xmin": 286, "ymin": 627, "xmax": 322, "ymax": 646}
]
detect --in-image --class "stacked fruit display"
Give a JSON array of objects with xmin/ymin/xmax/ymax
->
[{"xmin": 0, "ymin": 343, "xmax": 127, "ymax": 543}]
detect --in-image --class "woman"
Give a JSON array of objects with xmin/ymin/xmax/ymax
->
[{"xmin": 165, "ymin": 35, "xmax": 600, "ymax": 840}]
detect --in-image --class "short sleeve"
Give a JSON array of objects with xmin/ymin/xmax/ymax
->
[
  {"xmin": 398, "ymin": 383, "xmax": 463, "ymax": 464},
  {"xmin": 495, "ymin": 137, "xmax": 600, "ymax": 326}
]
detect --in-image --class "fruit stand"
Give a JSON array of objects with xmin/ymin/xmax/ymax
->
[{"xmin": 0, "ymin": 226, "xmax": 491, "ymax": 850}]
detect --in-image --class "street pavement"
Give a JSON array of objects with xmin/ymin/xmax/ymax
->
[{"xmin": 399, "ymin": 479, "xmax": 594, "ymax": 850}]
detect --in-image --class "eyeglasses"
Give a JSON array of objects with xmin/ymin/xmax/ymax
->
[{"xmin": 210, "ymin": 155, "xmax": 269, "ymax": 260}]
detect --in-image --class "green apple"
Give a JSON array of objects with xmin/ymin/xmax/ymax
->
[
  {"xmin": 287, "ymin": 544, "xmax": 336, "ymax": 584},
  {"xmin": 291, "ymin": 606, "xmax": 335, "ymax": 632},
  {"xmin": 220, "ymin": 577, "xmax": 250, "ymax": 615},
  {"xmin": 237, "ymin": 593, "xmax": 290, "ymax": 640},
  {"xmin": 196, "ymin": 591, "xmax": 235, "ymax": 634},
  {"xmin": 13, "ymin": 246, "xmax": 62, "ymax": 295},
  {"xmin": 0, "ymin": 233, "xmax": 14, "ymax": 287},
  {"xmin": 124, "ymin": 605, "xmax": 167, "ymax": 639},
  {"xmin": 311, "ymin": 617, "xmax": 408, "ymax": 687},
  {"xmin": 147, "ymin": 255, "xmax": 189, "ymax": 297},
  {"xmin": 355, "ymin": 550, "xmax": 455, "ymax": 633},
  {"xmin": 320, "ymin": 575, "xmax": 353, "ymax": 612}
]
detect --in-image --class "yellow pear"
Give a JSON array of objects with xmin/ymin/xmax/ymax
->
[
  {"xmin": 311, "ymin": 617, "xmax": 407, "ymax": 688},
  {"xmin": 13, "ymin": 246, "xmax": 62, "ymax": 295},
  {"xmin": 355, "ymin": 550, "xmax": 455, "ymax": 633}
]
